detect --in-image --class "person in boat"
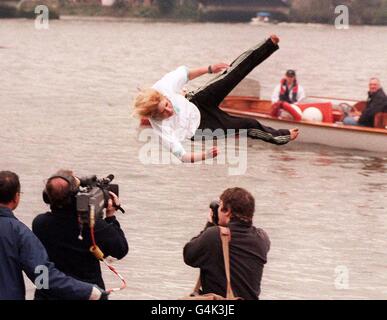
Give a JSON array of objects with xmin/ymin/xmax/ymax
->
[
  {"xmin": 0, "ymin": 171, "xmax": 105, "ymax": 300},
  {"xmin": 133, "ymin": 35, "xmax": 299, "ymax": 163},
  {"xmin": 271, "ymin": 70, "xmax": 305, "ymax": 121},
  {"xmin": 183, "ymin": 187, "xmax": 270, "ymax": 300},
  {"xmin": 32, "ymin": 170, "xmax": 128, "ymax": 300},
  {"xmin": 343, "ymin": 78, "xmax": 387, "ymax": 127},
  {"xmin": 271, "ymin": 69, "xmax": 306, "ymax": 105}
]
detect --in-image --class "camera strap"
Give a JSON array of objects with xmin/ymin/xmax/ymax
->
[
  {"xmin": 192, "ymin": 226, "xmax": 235, "ymax": 299},
  {"xmin": 220, "ymin": 227, "xmax": 235, "ymax": 299},
  {"xmin": 88, "ymin": 205, "xmax": 127, "ymax": 294}
]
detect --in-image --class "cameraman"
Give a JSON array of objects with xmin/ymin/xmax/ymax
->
[
  {"xmin": 0, "ymin": 170, "xmax": 105, "ymax": 300},
  {"xmin": 183, "ymin": 187, "xmax": 270, "ymax": 300},
  {"xmin": 32, "ymin": 170, "xmax": 129, "ymax": 300}
]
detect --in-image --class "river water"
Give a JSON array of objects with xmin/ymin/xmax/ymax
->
[{"xmin": 1, "ymin": 18, "xmax": 387, "ymax": 300}]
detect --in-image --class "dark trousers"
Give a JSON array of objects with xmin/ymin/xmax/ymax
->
[{"xmin": 188, "ymin": 39, "xmax": 291, "ymax": 145}]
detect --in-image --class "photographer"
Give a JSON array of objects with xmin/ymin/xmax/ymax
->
[
  {"xmin": 32, "ymin": 170, "xmax": 129, "ymax": 300},
  {"xmin": 0, "ymin": 171, "xmax": 105, "ymax": 300},
  {"xmin": 183, "ymin": 188, "xmax": 270, "ymax": 300}
]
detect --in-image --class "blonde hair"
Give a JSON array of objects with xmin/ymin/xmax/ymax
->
[{"xmin": 133, "ymin": 89, "xmax": 164, "ymax": 120}]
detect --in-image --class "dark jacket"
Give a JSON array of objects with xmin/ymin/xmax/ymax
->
[
  {"xmin": 32, "ymin": 207, "xmax": 128, "ymax": 300},
  {"xmin": 183, "ymin": 220, "xmax": 270, "ymax": 300},
  {"xmin": 0, "ymin": 206, "xmax": 93, "ymax": 300},
  {"xmin": 359, "ymin": 88, "xmax": 387, "ymax": 127}
]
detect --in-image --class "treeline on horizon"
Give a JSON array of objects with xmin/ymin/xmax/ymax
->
[
  {"xmin": 290, "ymin": 0, "xmax": 387, "ymax": 25},
  {"xmin": 5, "ymin": 0, "xmax": 384, "ymax": 25},
  {"xmin": 116, "ymin": 0, "xmax": 387, "ymax": 25}
]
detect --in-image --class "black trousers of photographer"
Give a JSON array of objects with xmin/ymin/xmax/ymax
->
[{"xmin": 188, "ymin": 38, "xmax": 291, "ymax": 145}]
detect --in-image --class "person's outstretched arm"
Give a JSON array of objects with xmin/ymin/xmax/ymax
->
[
  {"xmin": 297, "ymin": 86, "xmax": 306, "ymax": 103},
  {"xmin": 157, "ymin": 128, "xmax": 220, "ymax": 163},
  {"xmin": 183, "ymin": 225, "xmax": 217, "ymax": 268},
  {"xmin": 19, "ymin": 224, "xmax": 101, "ymax": 300},
  {"xmin": 181, "ymin": 147, "xmax": 218, "ymax": 163},
  {"xmin": 188, "ymin": 63, "xmax": 229, "ymax": 81}
]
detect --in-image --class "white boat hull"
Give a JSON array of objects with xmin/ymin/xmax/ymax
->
[
  {"xmin": 224, "ymin": 109, "xmax": 387, "ymax": 154},
  {"xmin": 264, "ymin": 119, "xmax": 386, "ymax": 154}
]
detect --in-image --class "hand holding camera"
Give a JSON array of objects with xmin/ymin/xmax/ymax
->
[{"xmin": 106, "ymin": 191, "xmax": 121, "ymax": 218}]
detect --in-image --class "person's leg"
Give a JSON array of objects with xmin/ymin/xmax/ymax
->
[
  {"xmin": 195, "ymin": 107, "xmax": 291, "ymax": 145},
  {"xmin": 188, "ymin": 38, "xmax": 292, "ymax": 145},
  {"xmin": 188, "ymin": 38, "xmax": 279, "ymax": 111},
  {"xmin": 197, "ymin": 107, "xmax": 257, "ymax": 132}
]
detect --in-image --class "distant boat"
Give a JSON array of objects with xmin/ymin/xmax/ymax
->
[
  {"xmin": 219, "ymin": 96, "xmax": 387, "ymax": 154},
  {"xmin": 250, "ymin": 12, "xmax": 273, "ymax": 25},
  {"xmin": 101, "ymin": 0, "xmax": 115, "ymax": 6}
]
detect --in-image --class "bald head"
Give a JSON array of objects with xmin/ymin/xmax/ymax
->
[
  {"xmin": 45, "ymin": 170, "xmax": 77, "ymax": 208},
  {"xmin": 46, "ymin": 178, "xmax": 71, "ymax": 208}
]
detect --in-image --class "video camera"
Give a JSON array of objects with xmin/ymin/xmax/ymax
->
[{"xmin": 76, "ymin": 174, "xmax": 124, "ymax": 224}]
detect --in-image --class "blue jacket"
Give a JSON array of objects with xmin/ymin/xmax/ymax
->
[{"xmin": 0, "ymin": 206, "xmax": 93, "ymax": 300}]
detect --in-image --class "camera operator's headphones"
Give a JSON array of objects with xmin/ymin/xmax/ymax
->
[{"xmin": 42, "ymin": 174, "xmax": 80, "ymax": 208}]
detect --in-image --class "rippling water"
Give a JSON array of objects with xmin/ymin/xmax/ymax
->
[{"xmin": 1, "ymin": 18, "xmax": 387, "ymax": 300}]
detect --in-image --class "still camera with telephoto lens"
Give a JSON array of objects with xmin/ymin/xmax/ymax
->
[{"xmin": 210, "ymin": 200, "xmax": 220, "ymax": 225}]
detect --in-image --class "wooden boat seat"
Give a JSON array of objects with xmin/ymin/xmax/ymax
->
[{"xmin": 374, "ymin": 112, "xmax": 387, "ymax": 129}]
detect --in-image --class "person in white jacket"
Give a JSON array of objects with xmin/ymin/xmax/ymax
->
[{"xmin": 134, "ymin": 36, "xmax": 299, "ymax": 163}]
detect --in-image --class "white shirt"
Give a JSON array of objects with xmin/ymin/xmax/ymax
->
[
  {"xmin": 271, "ymin": 84, "xmax": 306, "ymax": 104},
  {"xmin": 150, "ymin": 66, "xmax": 201, "ymax": 160}
]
